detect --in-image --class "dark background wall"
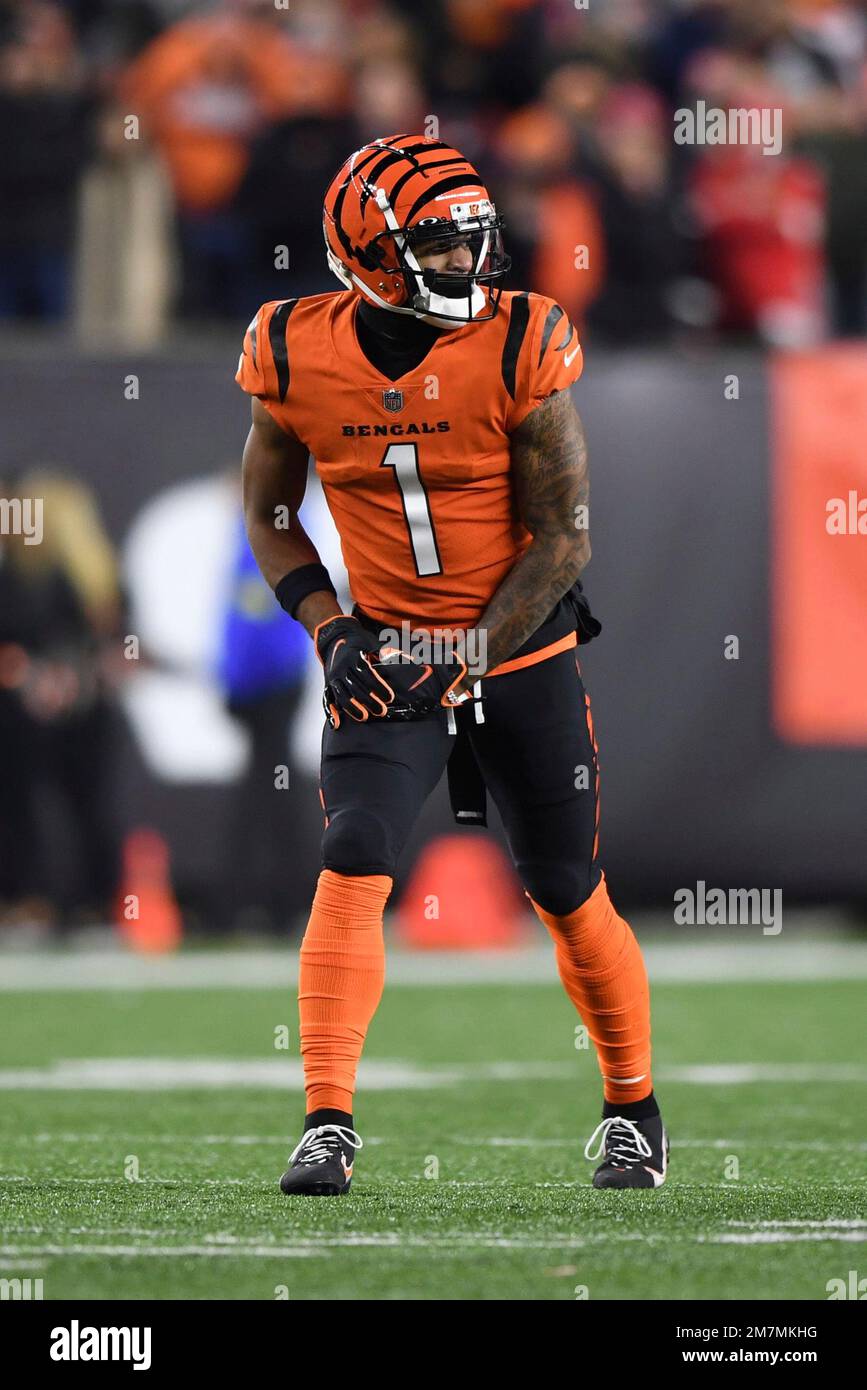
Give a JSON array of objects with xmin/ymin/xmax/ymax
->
[{"xmin": 3, "ymin": 341, "xmax": 865, "ymax": 913}]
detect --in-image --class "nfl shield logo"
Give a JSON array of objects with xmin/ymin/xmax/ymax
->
[{"xmin": 382, "ymin": 388, "xmax": 404, "ymax": 413}]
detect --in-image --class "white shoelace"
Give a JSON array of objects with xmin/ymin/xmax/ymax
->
[
  {"xmin": 288, "ymin": 1124, "xmax": 363, "ymax": 1166},
  {"xmin": 584, "ymin": 1116, "xmax": 652, "ymax": 1166}
]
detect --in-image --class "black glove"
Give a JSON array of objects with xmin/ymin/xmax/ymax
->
[
  {"xmin": 315, "ymin": 615, "xmax": 393, "ymax": 727},
  {"xmin": 366, "ymin": 645, "xmax": 470, "ymax": 720}
]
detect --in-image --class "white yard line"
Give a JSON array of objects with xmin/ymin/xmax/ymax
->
[
  {"xmin": 1, "ymin": 938, "xmax": 866, "ymax": 991},
  {"xmin": 0, "ymin": 1058, "xmax": 573, "ymax": 1091},
  {"xmin": 661, "ymin": 1064, "xmax": 867, "ymax": 1084},
  {"xmin": 706, "ymin": 1231, "xmax": 867, "ymax": 1244},
  {"xmin": 1, "ymin": 1226, "xmax": 865, "ymax": 1259},
  {"xmin": 727, "ymin": 1220, "xmax": 867, "ymax": 1229},
  {"xmin": 0, "ymin": 1057, "xmax": 865, "ymax": 1091},
  {"xmin": 5, "ymin": 1133, "xmax": 865, "ymax": 1153}
]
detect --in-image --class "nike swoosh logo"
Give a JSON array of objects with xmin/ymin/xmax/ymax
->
[{"xmin": 564, "ymin": 343, "xmax": 580, "ymax": 367}]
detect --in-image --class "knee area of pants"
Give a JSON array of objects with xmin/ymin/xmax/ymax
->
[
  {"xmin": 523, "ymin": 863, "xmax": 595, "ymax": 917},
  {"xmin": 322, "ymin": 807, "xmax": 393, "ymax": 876}
]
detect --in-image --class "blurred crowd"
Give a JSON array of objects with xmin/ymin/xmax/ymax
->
[{"xmin": 0, "ymin": 0, "xmax": 866, "ymax": 344}]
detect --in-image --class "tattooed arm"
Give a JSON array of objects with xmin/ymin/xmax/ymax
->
[{"xmin": 457, "ymin": 389, "xmax": 590, "ymax": 691}]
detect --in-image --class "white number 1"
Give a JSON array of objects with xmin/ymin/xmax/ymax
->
[{"xmin": 380, "ymin": 442, "xmax": 442, "ymax": 576}]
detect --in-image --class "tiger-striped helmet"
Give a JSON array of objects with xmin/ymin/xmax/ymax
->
[{"xmin": 323, "ymin": 134, "xmax": 510, "ymax": 328}]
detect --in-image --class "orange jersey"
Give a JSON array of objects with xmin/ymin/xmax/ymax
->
[{"xmin": 236, "ymin": 290, "xmax": 583, "ymax": 629}]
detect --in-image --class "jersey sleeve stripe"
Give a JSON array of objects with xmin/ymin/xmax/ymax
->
[
  {"xmin": 268, "ymin": 299, "xmax": 298, "ymax": 404},
  {"xmin": 537, "ymin": 303, "xmax": 565, "ymax": 366},
  {"xmin": 555, "ymin": 317, "xmax": 575, "ymax": 351},
  {"xmin": 501, "ymin": 292, "xmax": 531, "ymax": 400}
]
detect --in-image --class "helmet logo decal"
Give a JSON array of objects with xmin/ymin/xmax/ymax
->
[{"xmin": 449, "ymin": 199, "xmax": 493, "ymax": 222}]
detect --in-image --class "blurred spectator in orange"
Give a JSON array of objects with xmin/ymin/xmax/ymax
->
[
  {"xmin": 0, "ymin": 1, "xmax": 94, "ymax": 319},
  {"xmin": 493, "ymin": 104, "xmax": 604, "ymax": 329},
  {"xmin": 121, "ymin": 0, "xmax": 348, "ymax": 316},
  {"xmin": 542, "ymin": 57, "xmax": 614, "ymax": 150}
]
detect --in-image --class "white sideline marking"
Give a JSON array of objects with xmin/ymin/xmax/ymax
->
[
  {"xmin": 2, "ymin": 1228, "xmax": 866, "ymax": 1259},
  {"xmin": 460, "ymin": 1136, "xmax": 867, "ymax": 1152},
  {"xmin": 661, "ymin": 1064, "xmax": 867, "ymax": 1084},
  {"xmin": 1, "ymin": 937, "xmax": 865, "ymax": 990},
  {"xmin": 6, "ymin": 1133, "xmax": 864, "ymax": 1154},
  {"xmin": 728, "ymin": 1220, "xmax": 867, "ymax": 1229},
  {"xmin": 0, "ymin": 1243, "xmax": 321, "ymax": 1259},
  {"xmin": 0, "ymin": 1058, "xmax": 575, "ymax": 1091},
  {"xmin": 707, "ymin": 1232, "xmax": 867, "ymax": 1245},
  {"xmin": 0, "ymin": 1058, "xmax": 865, "ymax": 1091}
]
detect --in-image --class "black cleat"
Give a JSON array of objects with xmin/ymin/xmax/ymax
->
[
  {"xmin": 584, "ymin": 1114, "xmax": 669, "ymax": 1189},
  {"xmin": 279, "ymin": 1124, "xmax": 362, "ymax": 1196}
]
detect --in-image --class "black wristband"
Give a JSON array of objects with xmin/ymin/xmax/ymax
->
[{"xmin": 274, "ymin": 563, "xmax": 336, "ymax": 619}]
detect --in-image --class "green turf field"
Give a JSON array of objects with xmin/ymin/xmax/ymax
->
[{"xmin": 1, "ymin": 954, "xmax": 865, "ymax": 1300}]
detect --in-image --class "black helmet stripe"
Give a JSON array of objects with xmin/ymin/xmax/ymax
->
[
  {"xmin": 359, "ymin": 155, "xmax": 420, "ymax": 214},
  {"xmin": 538, "ymin": 303, "xmax": 565, "ymax": 365},
  {"xmin": 332, "ymin": 143, "xmax": 433, "ymax": 249},
  {"xmin": 330, "ymin": 178, "xmax": 355, "ymax": 261},
  {"xmin": 357, "ymin": 144, "xmax": 462, "ymax": 214},
  {"xmin": 330, "ymin": 141, "xmax": 393, "ymax": 242},
  {"xmin": 401, "ymin": 172, "xmax": 484, "ymax": 231},
  {"xmin": 382, "ymin": 157, "xmax": 468, "ymax": 217}
]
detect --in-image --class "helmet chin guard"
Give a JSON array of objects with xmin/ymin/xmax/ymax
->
[{"xmin": 322, "ymin": 135, "xmax": 510, "ymax": 329}]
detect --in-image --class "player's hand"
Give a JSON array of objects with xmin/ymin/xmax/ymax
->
[
  {"xmin": 315, "ymin": 615, "xmax": 395, "ymax": 727},
  {"xmin": 367, "ymin": 646, "xmax": 471, "ymax": 719}
]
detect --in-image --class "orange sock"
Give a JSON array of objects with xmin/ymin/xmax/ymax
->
[
  {"xmin": 531, "ymin": 875, "xmax": 652, "ymax": 1106},
  {"xmin": 298, "ymin": 868, "xmax": 391, "ymax": 1113}
]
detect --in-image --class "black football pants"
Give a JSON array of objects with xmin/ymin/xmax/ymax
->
[{"xmin": 318, "ymin": 642, "xmax": 603, "ymax": 916}]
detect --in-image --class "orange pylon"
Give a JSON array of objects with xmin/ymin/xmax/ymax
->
[
  {"xmin": 395, "ymin": 834, "xmax": 530, "ymax": 949},
  {"xmin": 116, "ymin": 828, "xmax": 183, "ymax": 952}
]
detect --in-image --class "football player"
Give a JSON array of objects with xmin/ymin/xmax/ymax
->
[{"xmin": 238, "ymin": 135, "xmax": 668, "ymax": 1194}]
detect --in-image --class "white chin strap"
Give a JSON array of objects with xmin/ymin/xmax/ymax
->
[
  {"xmin": 418, "ymin": 283, "xmax": 487, "ymax": 328},
  {"xmin": 351, "ymin": 275, "xmax": 486, "ymax": 329}
]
